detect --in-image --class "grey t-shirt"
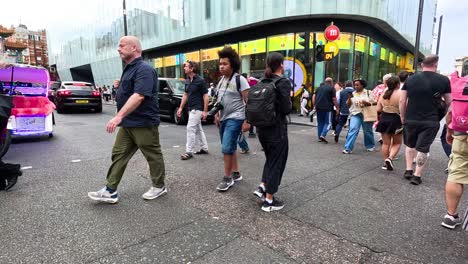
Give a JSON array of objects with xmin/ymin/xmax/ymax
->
[{"xmin": 216, "ymin": 73, "xmax": 250, "ymax": 121}]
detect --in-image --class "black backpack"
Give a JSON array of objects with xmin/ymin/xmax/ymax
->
[{"xmin": 246, "ymin": 77, "xmax": 283, "ymax": 127}]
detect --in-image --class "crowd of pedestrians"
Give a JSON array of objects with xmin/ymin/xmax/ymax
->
[{"xmin": 69, "ymin": 36, "xmax": 466, "ymax": 229}]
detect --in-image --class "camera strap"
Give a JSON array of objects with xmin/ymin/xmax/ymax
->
[{"xmin": 217, "ymin": 73, "xmax": 235, "ymax": 104}]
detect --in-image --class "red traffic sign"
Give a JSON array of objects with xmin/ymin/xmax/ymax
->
[{"xmin": 325, "ymin": 25, "xmax": 340, "ymax": 41}]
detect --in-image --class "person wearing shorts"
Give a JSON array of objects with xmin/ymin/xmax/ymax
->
[
  {"xmin": 441, "ymin": 110, "xmax": 468, "ymax": 229},
  {"xmin": 400, "ymin": 55, "xmax": 452, "ymax": 185},
  {"xmin": 213, "ymin": 46, "xmax": 250, "ymax": 192}
]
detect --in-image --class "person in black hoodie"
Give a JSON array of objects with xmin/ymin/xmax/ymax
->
[{"xmin": 252, "ymin": 52, "xmax": 292, "ymax": 212}]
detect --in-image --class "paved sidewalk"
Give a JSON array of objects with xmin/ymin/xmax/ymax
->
[{"xmin": 1, "ymin": 111, "xmax": 467, "ymax": 263}]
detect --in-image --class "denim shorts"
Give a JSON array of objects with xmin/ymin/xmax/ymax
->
[{"xmin": 219, "ymin": 119, "xmax": 244, "ymax": 154}]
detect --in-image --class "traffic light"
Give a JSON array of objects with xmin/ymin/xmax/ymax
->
[
  {"xmin": 316, "ymin": 45, "xmax": 325, "ymax": 62},
  {"xmin": 298, "ymin": 33, "xmax": 306, "ymax": 48}
]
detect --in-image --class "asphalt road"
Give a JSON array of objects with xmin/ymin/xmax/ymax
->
[{"xmin": 1, "ymin": 104, "xmax": 467, "ymax": 263}]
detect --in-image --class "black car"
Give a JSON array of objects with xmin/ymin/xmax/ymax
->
[
  {"xmin": 54, "ymin": 81, "xmax": 102, "ymax": 113},
  {"xmin": 158, "ymin": 78, "xmax": 213, "ymax": 125}
]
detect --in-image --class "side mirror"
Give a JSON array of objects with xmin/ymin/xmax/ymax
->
[{"xmin": 162, "ymin": 87, "xmax": 171, "ymax": 94}]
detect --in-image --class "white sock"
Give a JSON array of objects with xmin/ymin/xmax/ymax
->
[
  {"xmin": 259, "ymin": 184, "xmax": 265, "ymax": 191},
  {"xmin": 265, "ymin": 198, "xmax": 273, "ymax": 204}
]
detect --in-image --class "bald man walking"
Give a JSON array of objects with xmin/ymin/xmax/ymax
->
[{"xmin": 88, "ymin": 36, "xmax": 167, "ymax": 203}]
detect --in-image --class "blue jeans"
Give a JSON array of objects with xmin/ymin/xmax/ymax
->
[
  {"xmin": 238, "ymin": 132, "xmax": 249, "ymax": 151},
  {"xmin": 219, "ymin": 119, "xmax": 244, "ymax": 155},
  {"xmin": 344, "ymin": 114, "xmax": 375, "ymax": 151},
  {"xmin": 316, "ymin": 110, "xmax": 332, "ymax": 139},
  {"xmin": 334, "ymin": 114, "xmax": 349, "ymax": 137}
]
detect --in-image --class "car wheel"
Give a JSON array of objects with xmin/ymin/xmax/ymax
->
[
  {"xmin": 95, "ymin": 106, "xmax": 102, "ymax": 113},
  {"xmin": 173, "ymin": 108, "xmax": 187, "ymax": 125},
  {"xmin": 48, "ymin": 133, "xmax": 54, "ymax": 138}
]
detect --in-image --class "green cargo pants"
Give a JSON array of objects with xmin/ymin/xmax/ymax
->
[{"xmin": 106, "ymin": 126, "xmax": 165, "ymax": 190}]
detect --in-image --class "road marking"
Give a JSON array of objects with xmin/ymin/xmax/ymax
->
[
  {"xmin": 71, "ymin": 159, "xmax": 82, "ymax": 163},
  {"xmin": 161, "ymin": 125, "xmax": 169, "ymax": 128},
  {"xmin": 21, "ymin": 166, "xmax": 32, "ymax": 170},
  {"xmin": 173, "ymin": 145, "xmax": 180, "ymax": 148}
]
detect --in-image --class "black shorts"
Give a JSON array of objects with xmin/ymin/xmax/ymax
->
[{"xmin": 403, "ymin": 121, "xmax": 440, "ymax": 153}]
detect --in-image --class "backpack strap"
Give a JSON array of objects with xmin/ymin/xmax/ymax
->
[{"xmin": 236, "ymin": 74, "xmax": 242, "ymax": 97}]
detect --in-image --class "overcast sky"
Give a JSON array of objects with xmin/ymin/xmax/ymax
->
[{"xmin": 1, "ymin": 0, "xmax": 467, "ymax": 73}]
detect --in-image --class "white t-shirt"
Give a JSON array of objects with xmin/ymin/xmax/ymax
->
[
  {"xmin": 216, "ymin": 73, "xmax": 250, "ymax": 121},
  {"xmin": 349, "ymin": 89, "xmax": 375, "ymax": 116}
]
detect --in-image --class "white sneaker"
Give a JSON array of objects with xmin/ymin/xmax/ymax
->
[
  {"xmin": 366, "ymin": 147, "xmax": 375, "ymax": 152},
  {"xmin": 88, "ymin": 187, "xmax": 119, "ymax": 204},
  {"xmin": 142, "ymin": 186, "xmax": 167, "ymax": 200}
]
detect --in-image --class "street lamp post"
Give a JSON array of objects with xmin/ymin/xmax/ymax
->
[
  {"xmin": 436, "ymin": 15, "xmax": 443, "ymax": 55},
  {"xmin": 413, "ymin": 0, "xmax": 424, "ymax": 72},
  {"xmin": 123, "ymin": 0, "xmax": 128, "ymax": 36}
]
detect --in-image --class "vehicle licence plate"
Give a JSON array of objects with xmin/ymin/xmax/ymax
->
[
  {"xmin": 17, "ymin": 117, "xmax": 45, "ymax": 131},
  {"xmin": 76, "ymin": 100, "xmax": 89, "ymax": 104}
]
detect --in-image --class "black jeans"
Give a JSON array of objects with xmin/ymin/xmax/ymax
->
[{"xmin": 257, "ymin": 121, "xmax": 289, "ymax": 195}]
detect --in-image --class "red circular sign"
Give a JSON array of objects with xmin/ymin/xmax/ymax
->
[{"xmin": 325, "ymin": 25, "xmax": 340, "ymax": 41}]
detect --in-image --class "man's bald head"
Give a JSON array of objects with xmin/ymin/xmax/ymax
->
[
  {"xmin": 118, "ymin": 36, "xmax": 142, "ymax": 64},
  {"xmin": 325, "ymin": 77, "xmax": 333, "ymax": 86},
  {"xmin": 120, "ymin": 36, "xmax": 142, "ymax": 53}
]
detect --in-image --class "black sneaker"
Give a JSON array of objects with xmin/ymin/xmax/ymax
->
[
  {"xmin": 253, "ymin": 186, "xmax": 266, "ymax": 201},
  {"xmin": 232, "ymin": 172, "xmax": 243, "ymax": 182},
  {"xmin": 441, "ymin": 214, "xmax": 461, "ymax": 229},
  {"xmin": 410, "ymin": 176, "xmax": 422, "ymax": 185},
  {"xmin": 385, "ymin": 159, "xmax": 394, "ymax": 171},
  {"xmin": 381, "ymin": 163, "xmax": 387, "ymax": 170},
  {"xmin": 216, "ymin": 177, "xmax": 234, "ymax": 192},
  {"xmin": 403, "ymin": 170, "xmax": 413, "ymax": 180},
  {"xmin": 334, "ymin": 135, "xmax": 339, "ymax": 143},
  {"xmin": 319, "ymin": 136, "xmax": 328, "ymax": 144},
  {"xmin": 261, "ymin": 197, "xmax": 285, "ymax": 212}
]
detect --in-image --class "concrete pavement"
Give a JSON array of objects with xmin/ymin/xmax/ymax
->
[{"xmin": 1, "ymin": 104, "xmax": 467, "ymax": 263}]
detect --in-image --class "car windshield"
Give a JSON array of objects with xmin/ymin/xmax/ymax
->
[{"xmin": 167, "ymin": 79, "xmax": 186, "ymax": 95}]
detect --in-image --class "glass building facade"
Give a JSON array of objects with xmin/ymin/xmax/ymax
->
[{"xmin": 48, "ymin": 0, "xmax": 437, "ymax": 93}]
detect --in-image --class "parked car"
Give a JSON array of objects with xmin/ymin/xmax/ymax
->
[
  {"xmin": 54, "ymin": 81, "xmax": 102, "ymax": 113},
  {"xmin": 158, "ymin": 78, "xmax": 213, "ymax": 125}
]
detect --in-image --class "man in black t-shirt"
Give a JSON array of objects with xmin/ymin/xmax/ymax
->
[
  {"xmin": 313, "ymin": 77, "xmax": 339, "ymax": 143},
  {"xmin": 400, "ymin": 55, "xmax": 452, "ymax": 185},
  {"xmin": 177, "ymin": 61, "xmax": 209, "ymax": 160}
]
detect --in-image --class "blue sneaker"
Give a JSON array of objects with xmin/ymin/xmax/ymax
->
[{"xmin": 88, "ymin": 187, "xmax": 119, "ymax": 204}]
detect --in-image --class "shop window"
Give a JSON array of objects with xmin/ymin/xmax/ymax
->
[
  {"xmin": 239, "ymin": 38, "xmax": 266, "ymax": 78},
  {"xmin": 367, "ymin": 41, "xmax": 382, "ymax": 88},
  {"xmin": 353, "ymin": 35, "xmax": 368, "ymax": 81}
]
